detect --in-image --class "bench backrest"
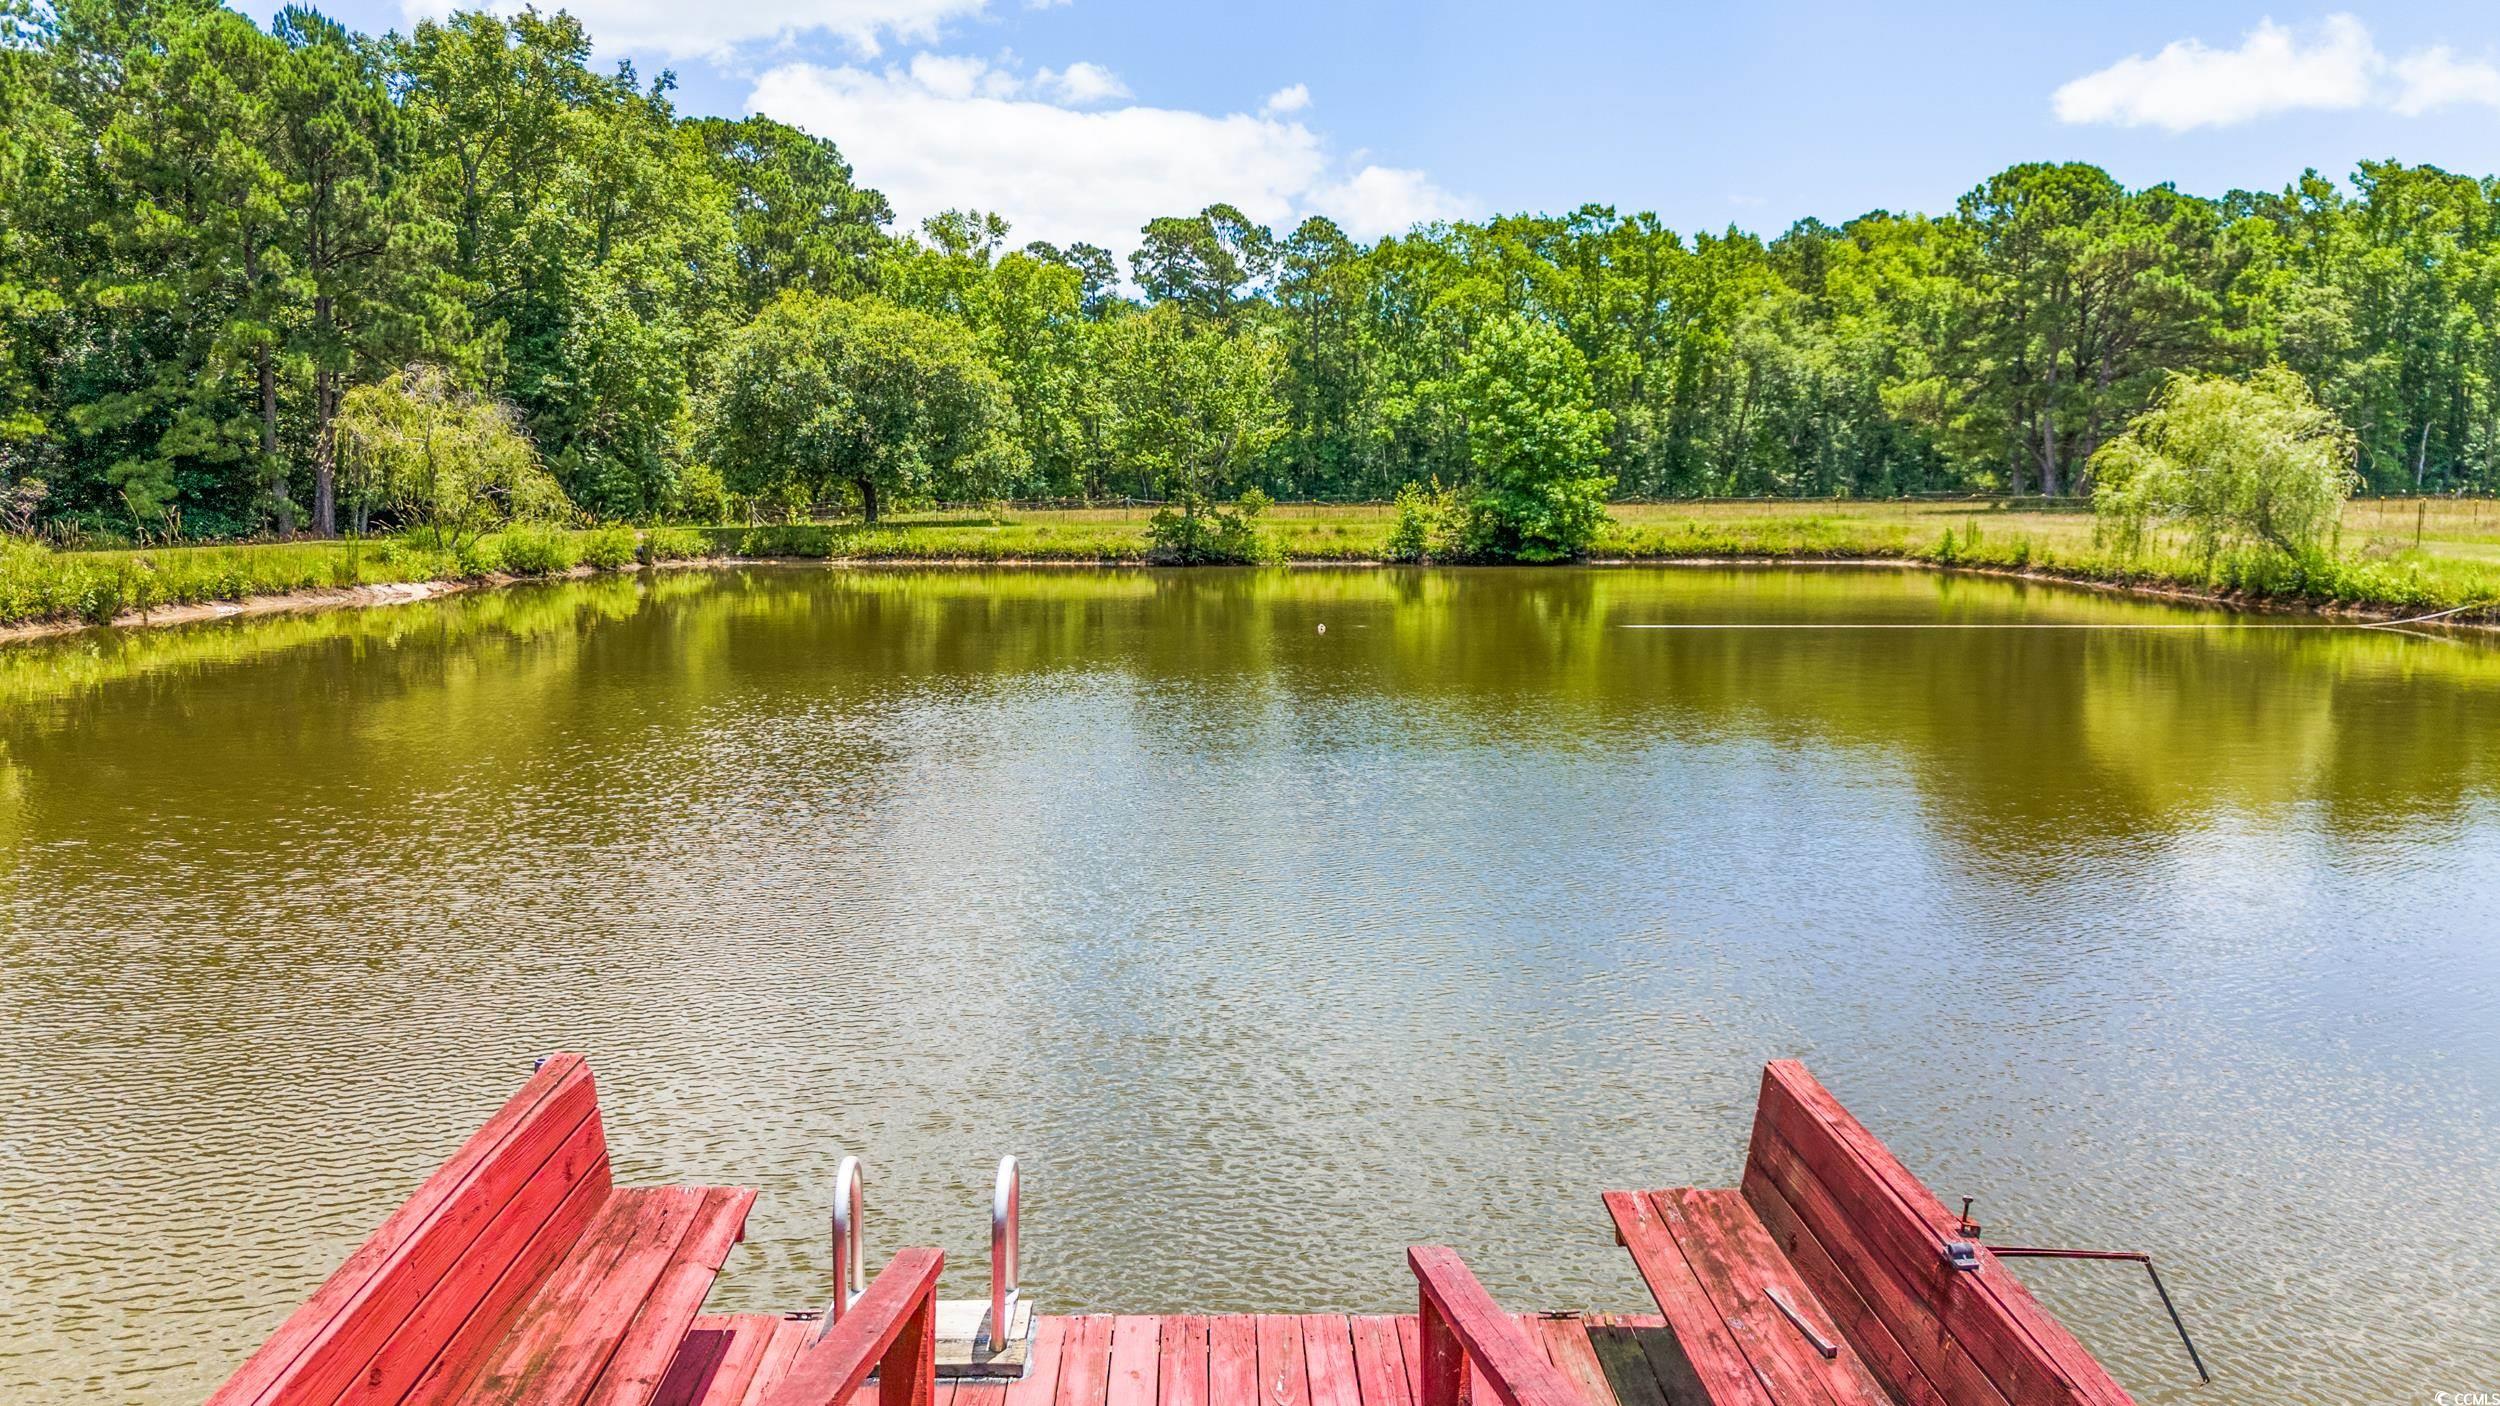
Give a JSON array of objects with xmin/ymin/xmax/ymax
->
[
  {"xmin": 1738, "ymin": 1060, "xmax": 2133, "ymax": 1406},
  {"xmin": 207, "ymin": 1054, "xmax": 614, "ymax": 1406}
]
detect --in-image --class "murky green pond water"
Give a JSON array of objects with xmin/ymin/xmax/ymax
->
[{"xmin": 2, "ymin": 565, "xmax": 2496, "ymax": 1405}]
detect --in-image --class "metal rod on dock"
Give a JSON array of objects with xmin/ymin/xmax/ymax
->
[{"xmin": 1984, "ymin": 1245, "xmax": 2211, "ymax": 1384}]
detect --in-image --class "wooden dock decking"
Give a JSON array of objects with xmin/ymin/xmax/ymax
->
[
  {"xmin": 210, "ymin": 1056, "xmax": 2152, "ymax": 1406},
  {"xmin": 653, "ymin": 1313, "xmax": 1679, "ymax": 1406}
]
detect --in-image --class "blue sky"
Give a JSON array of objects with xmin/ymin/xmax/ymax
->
[{"xmin": 296, "ymin": 1, "xmax": 2500, "ymax": 252}]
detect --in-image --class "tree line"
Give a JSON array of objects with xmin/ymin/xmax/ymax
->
[{"xmin": 6, "ymin": 0, "xmax": 2500, "ymax": 544}]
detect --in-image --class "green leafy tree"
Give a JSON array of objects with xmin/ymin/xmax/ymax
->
[
  {"xmin": 1130, "ymin": 204, "xmax": 1276, "ymax": 326},
  {"xmin": 1100, "ymin": 304, "xmax": 1285, "ymax": 507},
  {"xmin": 1438, "ymin": 314, "xmax": 1615, "ymax": 561},
  {"xmin": 332, "ymin": 362, "xmax": 566, "ymax": 548},
  {"xmin": 269, "ymin": 7, "xmax": 456, "ymax": 536},
  {"xmin": 701, "ymin": 294, "xmax": 1023, "ymax": 523},
  {"xmin": 2091, "ymin": 366, "xmax": 2358, "ymax": 561},
  {"xmin": 690, "ymin": 114, "xmax": 891, "ymax": 313}
]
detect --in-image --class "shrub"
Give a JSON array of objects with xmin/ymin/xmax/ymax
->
[
  {"xmin": 738, "ymin": 524, "xmax": 838, "ymax": 558},
  {"xmin": 1146, "ymin": 490, "xmax": 1280, "ymax": 565},
  {"xmin": 1386, "ymin": 479, "xmax": 1464, "ymax": 563},
  {"xmin": 665, "ymin": 461, "xmax": 733, "ymax": 525},
  {"xmin": 453, "ymin": 534, "xmax": 505, "ymax": 579},
  {"xmin": 638, "ymin": 526, "xmax": 711, "ymax": 564},
  {"xmin": 492, "ymin": 523, "xmax": 580, "ymax": 577},
  {"xmin": 579, "ymin": 524, "xmax": 638, "ymax": 570}
]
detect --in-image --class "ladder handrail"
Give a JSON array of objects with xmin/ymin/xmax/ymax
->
[
  {"xmin": 827, "ymin": 1155, "xmax": 866, "ymax": 1330},
  {"xmin": 985, "ymin": 1156, "xmax": 1020, "ymax": 1347}
]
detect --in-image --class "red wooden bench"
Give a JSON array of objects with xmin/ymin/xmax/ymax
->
[
  {"xmin": 205, "ymin": 1054, "xmax": 776, "ymax": 1406},
  {"xmin": 1605, "ymin": 1060, "xmax": 2134, "ymax": 1406}
]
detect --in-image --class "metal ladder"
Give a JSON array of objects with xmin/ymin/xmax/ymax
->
[{"xmin": 821, "ymin": 1155, "xmax": 1031, "ymax": 1374}]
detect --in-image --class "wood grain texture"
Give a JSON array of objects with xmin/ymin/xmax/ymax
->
[
  {"xmin": 1405, "ymin": 1248, "xmax": 1593, "ymax": 1406},
  {"xmin": 211, "ymin": 1056, "xmax": 601, "ymax": 1406},
  {"xmin": 757, "ymin": 1248, "xmax": 944, "ymax": 1406}
]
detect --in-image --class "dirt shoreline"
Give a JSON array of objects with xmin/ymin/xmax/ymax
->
[{"xmin": 1, "ymin": 555, "xmax": 2489, "ymax": 645}]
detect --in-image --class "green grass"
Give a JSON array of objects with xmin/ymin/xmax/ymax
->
[
  {"xmin": 0, "ymin": 525, "xmax": 724, "ymax": 630},
  {"xmin": 9, "ymin": 498, "xmax": 2500, "ymax": 632},
  {"xmin": 686, "ymin": 499, "xmax": 2500, "ymax": 616}
]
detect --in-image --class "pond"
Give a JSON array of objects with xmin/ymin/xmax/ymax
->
[{"xmin": 1, "ymin": 565, "xmax": 2496, "ymax": 1406}]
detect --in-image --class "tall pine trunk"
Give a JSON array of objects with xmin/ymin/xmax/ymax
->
[
  {"xmin": 313, "ymin": 370, "xmax": 339, "ymax": 536},
  {"xmin": 259, "ymin": 345, "xmax": 295, "ymax": 538}
]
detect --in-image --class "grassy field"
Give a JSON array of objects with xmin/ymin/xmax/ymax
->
[
  {"xmin": 7, "ymin": 499, "xmax": 2500, "ymax": 632},
  {"xmin": 693, "ymin": 498, "xmax": 2500, "ymax": 614}
]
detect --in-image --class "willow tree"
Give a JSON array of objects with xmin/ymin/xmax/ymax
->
[
  {"xmin": 701, "ymin": 293, "xmax": 1022, "ymax": 523},
  {"xmin": 332, "ymin": 364, "xmax": 565, "ymax": 546},
  {"xmin": 2091, "ymin": 366, "xmax": 2358, "ymax": 562}
]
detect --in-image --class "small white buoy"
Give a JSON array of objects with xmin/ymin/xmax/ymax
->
[{"xmin": 1316, "ymin": 623, "xmax": 1327, "ymax": 634}]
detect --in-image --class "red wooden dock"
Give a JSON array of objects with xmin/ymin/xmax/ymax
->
[
  {"xmin": 207, "ymin": 1056, "xmax": 2148, "ymax": 1406},
  {"xmin": 652, "ymin": 1312, "xmax": 1681, "ymax": 1406}
]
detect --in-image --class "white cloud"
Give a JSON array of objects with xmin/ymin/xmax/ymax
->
[
  {"xmin": 746, "ymin": 58, "xmax": 1465, "ymax": 252},
  {"xmin": 1307, "ymin": 165, "xmax": 1469, "ymax": 239},
  {"xmin": 1039, "ymin": 61, "xmax": 1130, "ymax": 105},
  {"xmin": 2052, "ymin": 16, "xmax": 2376, "ymax": 130},
  {"xmin": 2055, "ymin": 14, "xmax": 2500, "ymax": 130},
  {"xmin": 2392, "ymin": 45, "xmax": 2500, "ymax": 116},
  {"xmin": 398, "ymin": 0, "xmax": 991, "ymax": 60},
  {"xmin": 1261, "ymin": 83, "xmax": 1312, "ymax": 116}
]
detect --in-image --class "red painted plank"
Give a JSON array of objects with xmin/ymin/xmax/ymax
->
[
  {"xmin": 759, "ymin": 1249, "xmax": 944, "ymax": 1406},
  {"xmin": 1253, "ymin": 1316, "xmax": 1310, "ymax": 1406},
  {"xmin": 1661, "ymin": 1189, "xmax": 1888, "ymax": 1406},
  {"xmin": 1208, "ymin": 1317, "xmax": 1260, "ymax": 1406},
  {"xmin": 403, "ymin": 1177, "xmax": 657, "ymax": 1406},
  {"xmin": 579, "ymin": 1187, "xmax": 759, "ymax": 1406},
  {"xmin": 461, "ymin": 1185, "xmax": 707, "ymax": 1406},
  {"xmin": 1737, "ymin": 1172, "xmax": 1954, "ymax": 1406},
  {"xmin": 1743, "ymin": 1136, "xmax": 2008, "ymax": 1406},
  {"xmin": 1405, "ymin": 1250, "xmax": 1590, "ymax": 1406},
  {"xmin": 995, "ymin": 1315, "xmax": 1069, "ymax": 1406},
  {"xmin": 1345, "ymin": 1318, "xmax": 1410, "ymax": 1406},
  {"xmin": 659, "ymin": 1315, "xmax": 780, "ymax": 1406},
  {"xmin": 349, "ymin": 1119, "xmax": 615, "ymax": 1406},
  {"xmin": 1528, "ymin": 1319, "xmax": 1608, "ymax": 1406},
  {"xmin": 215, "ymin": 1056, "xmax": 600, "ymax": 1406},
  {"xmin": 1106, "ymin": 1318, "xmax": 1162, "ymax": 1406},
  {"xmin": 738, "ymin": 1319, "xmax": 822, "ymax": 1406},
  {"xmin": 655, "ymin": 1317, "xmax": 753, "ymax": 1406},
  {"xmin": 1299, "ymin": 1319, "xmax": 1360, "ymax": 1406},
  {"xmin": 359, "ymin": 1140, "xmax": 613, "ymax": 1406},
  {"xmin": 649, "ymin": 1324, "xmax": 731, "ymax": 1406},
  {"xmin": 1599, "ymin": 1194, "xmax": 1776, "ymax": 1406},
  {"xmin": 1655, "ymin": 1192, "xmax": 1842, "ymax": 1406},
  {"xmin": 1054, "ymin": 1318, "xmax": 1117, "ymax": 1406},
  {"xmin": 1389, "ymin": 1318, "xmax": 1420, "ymax": 1406},
  {"xmin": 1747, "ymin": 1112, "xmax": 2056, "ymax": 1406},
  {"xmin": 1758, "ymin": 1064, "xmax": 2131, "ymax": 1406},
  {"xmin": 1157, "ymin": 1317, "xmax": 1210, "ymax": 1406}
]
